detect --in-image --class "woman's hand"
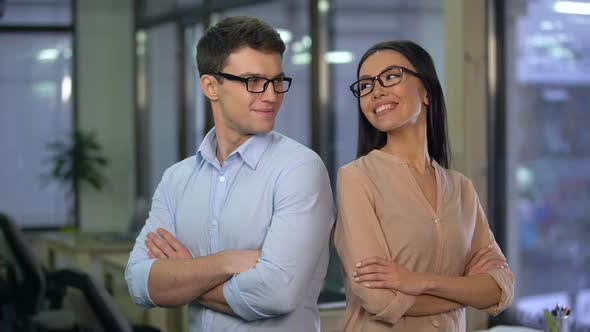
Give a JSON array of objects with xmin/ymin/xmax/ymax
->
[
  {"xmin": 464, "ymin": 245, "xmax": 508, "ymax": 276},
  {"xmin": 354, "ymin": 256, "xmax": 428, "ymax": 296}
]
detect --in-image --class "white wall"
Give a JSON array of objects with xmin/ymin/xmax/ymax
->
[
  {"xmin": 445, "ymin": 0, "xmax": 490, "ymax": 329},
  {"xmin": 76, "ymin": 0, "xmax": 135, "ymax": 232}
]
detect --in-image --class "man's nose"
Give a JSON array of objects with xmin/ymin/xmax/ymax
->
[{"xmin": 261, "ymin": 83, "xmax": 279, "ymax": 102}]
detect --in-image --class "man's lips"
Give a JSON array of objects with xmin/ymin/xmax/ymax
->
[{"xmin": 251, "ymin": 109, "xmax": 275, "ymax": 116}]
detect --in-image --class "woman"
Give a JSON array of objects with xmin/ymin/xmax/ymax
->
[{"xmin": 334, "ymin": 40, "xmax": 514, "ymax": 331}]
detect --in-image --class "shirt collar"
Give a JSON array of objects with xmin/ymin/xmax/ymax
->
[
  {"xmin": 197, "ymin": 128, "xmax": 218, "ymax": 166},
  {"xmin": 197, "ymin": 128, "xmax": 272, "ymax": 170}
]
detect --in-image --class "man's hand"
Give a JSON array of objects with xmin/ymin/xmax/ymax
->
[
  {"xmin": 216, "ymin": 249, "xmax": 261, "ymax": 275},
  {"xmin": 145, "ymin": 228, "xmax": 259, "ymax": 316},
  {"xmin": 145, "ymin": 228, "xmax": 193, "ymax": 259},
  {"xmin": 194, "ymin": 251, "xmax": 260, "ymax": 317},
  {"xmin": 354, "ymin": 256, "xmax": 428, "ymax": 296},
  {"xmin": 464, "ymin": 245, "xmax": 508, "ymax": 276},
  {"xmin": 146, "ymin": 227, "xmax": 260, "ymax": 274}
]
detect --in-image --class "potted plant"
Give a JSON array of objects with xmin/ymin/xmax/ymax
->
[{"xmin": 44, "ymin": 129, "xmax": 109, "ymax": 225}]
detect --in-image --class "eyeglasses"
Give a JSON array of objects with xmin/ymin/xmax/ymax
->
[
  {"xmin": 349, "ymin": 65, "xmax": 421, "ymax": 98},
  {"xmin": 214, "ymin": 72, "xmax": 293, "ymax": 93}
]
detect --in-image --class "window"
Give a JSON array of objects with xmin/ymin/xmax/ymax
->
[
  {"xmin": 135, "ymin": 21, "xmax": 208, "ymax": 202},
  {"xmin": 183, "ymin": 23, "xmax": 207, "ymax": 157},
  {"xmin": 136, "ymin": 23, "xmax": 181, "ymax": 199},
  {"xmin": 330, "ymin": 0, "xmax": 445, "ymax": 176},
  {"xmin": 502, "ymin": 0, "xmax": 590, "ymax": 328},
  {"xmin": 0, "ymin": 0, "xmax": 71, "ymax": 26},
  {"xmin": 0, "ymin": 1, "xmax": 74, "ymax": 229}
]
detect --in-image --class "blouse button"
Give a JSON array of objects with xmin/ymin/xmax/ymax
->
[{"xmin": 432, "ymin": 319, "xmax": 440, "ymax": 328}]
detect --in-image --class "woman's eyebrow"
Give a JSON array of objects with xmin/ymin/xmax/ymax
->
[{"xmin": 358, "ymin": 65, "xmax": 398, "ymax": 79}]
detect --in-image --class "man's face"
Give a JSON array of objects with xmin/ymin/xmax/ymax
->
[{"xmin": 209, "ymin": 46, "xmax": 285, "ymax": 139}]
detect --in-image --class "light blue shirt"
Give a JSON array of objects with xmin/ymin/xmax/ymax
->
[{"xmin": 126, "ymin": 129, "xmax": 335, "ymax": 331}]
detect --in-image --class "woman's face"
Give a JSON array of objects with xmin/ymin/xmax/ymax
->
[{"xmin": 358, "ymin": 50, "xmax": 429, "ymax": 133}]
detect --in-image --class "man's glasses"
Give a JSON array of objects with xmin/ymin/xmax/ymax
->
[
  {"xmin": 214, "ymin": 72, "xmax": 293, "ymax": 94},
  {"xmin": 349, "ymin": 65, "xmax": 421, "ymax": 98}
]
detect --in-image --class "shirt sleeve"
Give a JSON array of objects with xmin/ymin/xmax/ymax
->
[
  {"xmin": 334, "ymin": 164, "xmax": 416, "ymax": 324},
  {"xmin": 466, "ymin": 179, "xmax": 515, "ymax": 315},
  {"xmin": 125, "ymin": 168, "xmax": 177, "ymax": 308},
  {"xmin": 223, "ymin": 158, "xmax": 335, "ymax": 321}
]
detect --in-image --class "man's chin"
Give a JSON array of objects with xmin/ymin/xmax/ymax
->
[
  {"xmin": 247, "ymin": 126, "xmax": 274, "ymax": 135},
  {"xmin": 249, "ymin": 131, "xmax": 272, "ymax": 137}
]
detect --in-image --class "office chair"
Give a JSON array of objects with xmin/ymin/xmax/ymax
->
[
  {"xmin": 0, "ymin": 212, "xmax": 47, "ymax": 331},
  {"xmin": 0, "ymin": 213, "xmax": 159, "ymax": 332},
  {"xmin": 41, "ymin": 268, "xmax": 134, "ymax": 332}
]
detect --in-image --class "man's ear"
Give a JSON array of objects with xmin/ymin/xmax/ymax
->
[{"xmin": 200, "ymin": 74, "xmax": 219, "ymax": 101}]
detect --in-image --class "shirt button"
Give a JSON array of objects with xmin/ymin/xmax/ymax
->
[
  {"xmin": 212, "ymin": 219, "xmax": 218, "ymax": 226},
  {"xmin": 219, "ymin": 176, "xmax": 226, "ymax": 182},
  {"xmin": 434, "ymin": 218, "xmax": 440, "ymax": 224},
  {"xmin": 432, "ymin": 319, "xmax": 440, "ymax": 328}
]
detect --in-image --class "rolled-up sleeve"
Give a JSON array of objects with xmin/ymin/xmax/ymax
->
[
  {"xmin": 467, "ymin": 180, "xmax": 515, "ymax": 315},
  {"xmin": 483, "ymin": 267, "xmax": 515, "ymax": 315},
  {"xmin": 125, "ymin": 168, "xmax": 177, "ymax": 308},
  {"xmin": 223, "ymin": 158, "xmax": 335, "ymax": 321},
  {"xmin": 334, "ymin": 165, "xmax": 416, "ymax": 324}
]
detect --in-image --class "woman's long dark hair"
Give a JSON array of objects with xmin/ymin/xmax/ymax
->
[{"xmin": 356, "ymin": 40, "xmax": 451, "ymax": 169}]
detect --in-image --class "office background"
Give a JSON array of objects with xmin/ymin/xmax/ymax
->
[{"xmin": 1, "ymin": 0, "xmax": 589, "ymax": 330}]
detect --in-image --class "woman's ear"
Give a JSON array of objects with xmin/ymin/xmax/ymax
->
[
  {"xmin": 200, "ymin": 75, "xmax": 218, "ymax": 101},
  {"xmin": 423, "ymin": 93, "xmax": 430, "ymax": 107}
]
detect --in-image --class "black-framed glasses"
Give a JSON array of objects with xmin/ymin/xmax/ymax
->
[
  {"xmin": 214, "ymin": 72, "xmax": 292, "ymax": 93},
  {"xmin": 349, "ymin": 65, "xmax": 421, "ymax": 98}
]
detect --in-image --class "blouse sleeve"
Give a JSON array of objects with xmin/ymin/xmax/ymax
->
[
  {"xmin": 334, "ymin": 164, "xmax": 416, "ymax": 324},
  {"xmin": 466, "ymin": 179, "xmax": 515, "ymax": 315}
]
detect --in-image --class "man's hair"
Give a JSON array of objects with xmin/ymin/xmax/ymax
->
[{"xmin": 196, "ymin": 16, "xmax": 286, "ymax": 76}]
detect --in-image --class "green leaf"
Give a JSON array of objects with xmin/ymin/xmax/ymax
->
[
  {"xmin": 544, "ymin": 310, "xmax": 558, "ymax": 332},
  {"xmin": 43, "ymin": 128, "xmax": 109, "ymax": 192}
]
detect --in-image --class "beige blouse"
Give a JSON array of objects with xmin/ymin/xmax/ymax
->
[{"xmin": 334, "ymin": 150, "xmax": 514, "ymax": 332}]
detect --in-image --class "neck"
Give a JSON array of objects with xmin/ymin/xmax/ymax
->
[
  {"xmin": 381, "ymin": 115, "xmax": 431, "ymax": 174},
  {"xmin": 214, "ymin": 126, "xmax": 252, "ymax": 165}
]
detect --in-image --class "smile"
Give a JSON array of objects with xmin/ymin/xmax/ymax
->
[
  {"xmin": 375, "ymin": 103, "xmax": 396, "ymax": 114},
  {"xmin": 251, "ymin": 109, "xmax": 275, "ymax": 116}
]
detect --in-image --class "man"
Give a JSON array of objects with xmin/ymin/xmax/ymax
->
[{"xmin": 126, "ymin": 16, "xmax": 335, "ymax": 331}]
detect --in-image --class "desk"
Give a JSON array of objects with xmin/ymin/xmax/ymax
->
[
  {"xmin": 515, "ymin": 289, "xmax": 590, "ymax": 330},
  {"xmin": 38, "ymin": 233, "xmax": 187, "ymax": 332},
  {"xmin": 319, "ymin": 303, "xmax": 345, "ymax": 332},
  {"xmin": 40, "ymin": 232, "xmax": 135, "ymax": 278},
  {"xmin": 100, "ymin": 253, "xmax": 188, "ymax": 332},
  {"xmin": 476, "ymin": 327, "xmax": 542, "ymax": 332}
]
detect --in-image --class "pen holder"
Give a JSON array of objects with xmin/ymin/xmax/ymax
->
[{"xmin": 544, "ymin": 308, "xmax": 572, "ymax": 332}]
